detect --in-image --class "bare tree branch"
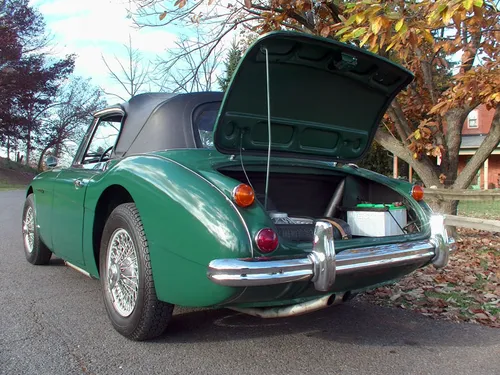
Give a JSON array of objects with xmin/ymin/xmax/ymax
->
[
  {"xmin": 375, "ymin": 127, "xmax": 441, "ymax": 186},
  {"xmin": 155, "ymin": 27, "xmax": 226, "ymax": 92},
  {"xmin": 101, "ymin": 34, "xmax": 152, "ymax": 99}
]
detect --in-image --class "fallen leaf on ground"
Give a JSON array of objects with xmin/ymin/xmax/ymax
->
[{"xmin": 360, "ymin": 228, "xmax": 500, "ymax": 328}]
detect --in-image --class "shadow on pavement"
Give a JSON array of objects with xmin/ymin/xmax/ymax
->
[{"xmin": 149, "ymin": 302, "xmax": 499, "ymax": 348}]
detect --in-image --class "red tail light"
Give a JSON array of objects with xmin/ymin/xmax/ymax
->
[
  {"xmin": 411, "ymin": 185, "xmax": 424, "ymax": 201},
  {"xmin": 255, "ymin": 228, "xmax": 279, "ymax": 253}
]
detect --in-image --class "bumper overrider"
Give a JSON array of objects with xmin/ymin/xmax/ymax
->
[{"xmin": 207, "ymin": 215, "xmax": 455, "ymax": 292}]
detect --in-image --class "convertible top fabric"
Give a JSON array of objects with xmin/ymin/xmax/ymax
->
[{"xmin": 112, "ymin": 91, "xmax": 223, "ymax": 158}]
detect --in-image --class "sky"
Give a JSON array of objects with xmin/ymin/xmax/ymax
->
[
  {"xmin": 1, "ymin": 0, "xmax": 238, "ymax": 160},
  {"xmin": 31, "ymin": 0, "xmax": 212, "ymax": 104}
]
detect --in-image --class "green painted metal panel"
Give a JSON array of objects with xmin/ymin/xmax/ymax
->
[
  {"xmin": 213, "ymin": 31, "xmax": 414, "ymax": 162},
  {"xmin": 28, "ymin": 146, "xmax": 430, "ymax": 308},
  {"xmin": 50, "ymin": 168, "xmax": 99, "ymax": 266}
]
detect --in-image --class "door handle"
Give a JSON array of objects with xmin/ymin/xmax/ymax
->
[{"xmin": 74, "ymin": 179, "xmax": 84, "ymax": 188}]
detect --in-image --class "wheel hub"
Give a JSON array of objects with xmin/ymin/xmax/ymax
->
[
  {"xmin": 23, "ymin": 206, "xmax": 35, "ymax": 254},
  {"xmin": 109, "ymin": 263, "xmax": 120, "ymax": 287},
  {"xmin": 106, "ymin": 228, "xmax": 139, "ymax": 317}
]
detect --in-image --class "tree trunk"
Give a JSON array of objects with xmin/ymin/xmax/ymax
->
[
  {"xmin": 37, "ymin": 143, "xmax": 53, "ymax": 172},
  {"xmin": 454, "ymin": 107, "xmax": 500, "ymax": 189},
  {"xmin": 6, "ymin": 136, "xmax": 10, "ymax": 159},
  {"xmin": 25, "ymin": 126, "xmax": 31, "ymax": 166},
  {"xmin": 443, "ymin": 108, "xmax": 469, "ymax": 185},
  {"xmin": 427, "ymin": 199, "xmax": 459, "ymax": 215},
  {"xmin": 374, "ymin": 129, "xmax": 441, "ymax": 187},
  {"xmin": 54, "ymin": 142, "xmax": 61, "ymax": 158},
  {"xmin": 375, "ymin": 106, "xmax": 500, "ymax": 216}
]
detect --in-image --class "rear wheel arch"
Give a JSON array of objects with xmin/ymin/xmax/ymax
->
[{"xmin": 93, "ymin": 185, "xmax": 134, "ymax": 274}]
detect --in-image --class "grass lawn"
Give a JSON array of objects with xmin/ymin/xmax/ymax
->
[
  {"xmin": 0, "ymin": 182, "xmax": 27, "ymax": 191},
  {"xmin": 0, "ymin": 157, "xmax": 36, "ymax": 191},
  {"xmin": 458, "ymin": 200, "xmax": 500, "ymax": 220}
]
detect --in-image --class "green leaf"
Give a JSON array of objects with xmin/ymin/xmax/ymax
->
[
  {"xmin": 335, "ymin": 26, "xmax": 351, "ymax": 37},
  {"xmin": 395, "ymin": 19, "xmax": 404, "ymax": 32},
  {"xmin": 464, "ymin": 0, "xmax": 473, "ymax": 10},
  {"xmin": 399, "ymin": 23, "xmax": 408, "ymax": 35},
  {"xmin": 386, "ymin": 40, "xmax": 397, "ymax": 51},
  {"xmin": 414, "ymin": 129, "xmax": 421, "ymax": 140},
  {"xmin": 351, "ymin": 27, "xmax": 366, "ymax": 39},
  {"xmin": 423, "ymin": 30, "xmax": 434, "ymax": 44},
  {"xmin": 345, "ymin": 15, "xmax": 357, "ymax": 26},
  {"xmin": 473, "ymin": 0, "xmax": 483, "ymax": 7},
  {"xmin": 371, "ymin": 17, "xmax": 382, "ymax": 34},
  {"xmin": 386, "ymin": 12, "xmax": 401, "ymax": 20},
  {"xmin": 443, "ymin": 7, "xmax": 454, "ymax": 24},
  {"xmin": 360, "ymin": 33, "xmax": 371, "ymax": 47}
]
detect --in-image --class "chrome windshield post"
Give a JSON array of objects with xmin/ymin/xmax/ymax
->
[{"xmin": 308, "ymin": 220, "xmax": 336, "ymax": 291}]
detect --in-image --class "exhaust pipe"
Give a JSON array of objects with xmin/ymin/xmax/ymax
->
[{"xmin": 229, "ymin": 292, "xmax": 346, "ymax": 319}]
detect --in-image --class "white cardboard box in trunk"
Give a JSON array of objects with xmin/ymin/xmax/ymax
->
[{"xmin": 347, "ymin": 207, "xmax": 407, "ymax": 237}]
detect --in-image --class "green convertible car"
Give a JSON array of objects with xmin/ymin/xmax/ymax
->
[{"xmin": 22, "ymin": 32, "xmax": 454, "ymax": 340}]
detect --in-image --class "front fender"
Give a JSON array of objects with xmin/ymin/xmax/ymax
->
[
  {"xmin": 85, "ymin": 155, "xmax": 251, "ymax": 306},
  {"xmin": 26, "ymin": 170, "xmax": 60, "ymax": 248}
]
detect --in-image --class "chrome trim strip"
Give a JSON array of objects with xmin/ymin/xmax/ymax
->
[
  {"xmin": 208, "ymin": 258, "xmax": 313, "ymax": 287},
  {"xmin": 74, "ymin": 107, "xmax": 125, "ymax": 166},
  {"xmin": 208, "ymin": 240, "xmax": 435, "ymax": 288},
  {"xmin": 207, "ymin": 215, "xmax": 454, "ymax": 290},
  {"xmin": 429, "ymin": 214, "xmax": 450, "ymax": 268},
  {"xmin": 212, "ymin": 270, "xmax": 313, "ymax": 285},
  {"xmin": 335, "ymin": 241, "xmax": 435, "ymax": 273},
  {"xmin": 93, "ymin": 107, "xmax": 125, "ymax": 118},
  {"xmin": 308, "ymin": 220, "xmax": 336, "ymax": 291},
  {"xmin": 65, "ymin": 261, "xmax": 93, "ymax": 279}
]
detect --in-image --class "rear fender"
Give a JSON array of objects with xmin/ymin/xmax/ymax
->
[{"xmin": 85, "ymin": 155, "xmax": 251, "ymax": 306}]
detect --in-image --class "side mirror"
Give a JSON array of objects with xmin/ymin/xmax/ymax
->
[{"xmin": 45, "ymin": 155, "xmax": 58, "ymax": 168}]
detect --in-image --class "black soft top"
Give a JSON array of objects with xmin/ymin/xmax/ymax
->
[{"xmin": 111, "ymin": 91, "xmax": 223, "ymax": 158}]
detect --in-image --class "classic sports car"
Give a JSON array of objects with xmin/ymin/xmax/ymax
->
[{"xmin": 22, "ymin": 32, "xmax": 454, "ymax": 341}]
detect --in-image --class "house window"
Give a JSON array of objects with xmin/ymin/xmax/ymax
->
[{"xmin": 468, "ymin": 110, "xmax": 478, "ymax": 128}]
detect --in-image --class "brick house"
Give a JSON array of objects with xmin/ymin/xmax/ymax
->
[{"xmin": 458, "ymin": 104, "xmax": 499, "ymax": 189}]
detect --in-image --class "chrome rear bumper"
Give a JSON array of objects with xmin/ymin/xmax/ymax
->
[{"xmin": 207, "ymin": 215, "xmax": 455, "ymax": 292}]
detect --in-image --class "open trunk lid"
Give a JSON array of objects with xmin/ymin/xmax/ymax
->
[{"xmin": 213, "ymin": 31, "xmax": 413, "ymax": 162}]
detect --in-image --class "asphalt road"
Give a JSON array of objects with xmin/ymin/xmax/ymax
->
[{"xmin": 1, "ymin": 189, "xmax": 499, "ymax": 375}]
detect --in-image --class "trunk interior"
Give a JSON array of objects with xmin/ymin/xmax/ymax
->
[{"xmin": 219, "ymin": 166, "xmax": 423, "ymax": 243}]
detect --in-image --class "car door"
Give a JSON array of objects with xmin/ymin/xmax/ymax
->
[{"xmin": 50, "ymin": 109, "xmax": 124, "ymax": 266}]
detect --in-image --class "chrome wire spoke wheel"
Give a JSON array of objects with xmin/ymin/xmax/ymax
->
[
  {"xmin": 23, "ymin": 206, "xmax": 35, "ymax": 253},
  {"xmin": 106, "ymin": 228, "xmax": 139, "ymax": 317},
  {"xmin": 100, "ymin": 203, "xmax": 173, "ymax": 340},
  {"xmin": 22, "ymin": 194, "xmax": 52, "ymax": 265}
]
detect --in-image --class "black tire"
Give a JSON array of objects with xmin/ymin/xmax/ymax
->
[
  {"xmin": 22, "ymin": 194, "xmax": 52, "ymax": 265},
  {"xmin": 99, "ymin": 203, "xmax": 174, "ymax": 341}
]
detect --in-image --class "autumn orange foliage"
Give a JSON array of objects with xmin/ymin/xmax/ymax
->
[{"xmin": 141, "ymin": 0, "xmax": 499, "ymax": 199}]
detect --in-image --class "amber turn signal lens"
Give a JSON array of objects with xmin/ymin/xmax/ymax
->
[
  {"xmin": 411, "ymin": 185, "xmax": 424, "ymax": 201},
  {"xmin": 233, "ymin": 183, "xmax": 255, "ymax": 207}
]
